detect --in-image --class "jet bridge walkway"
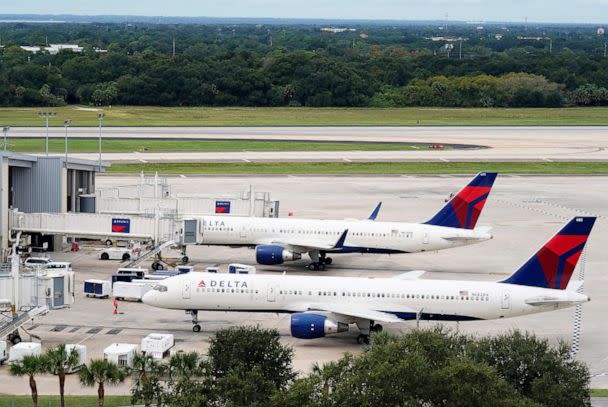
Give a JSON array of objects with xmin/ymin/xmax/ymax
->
[{"xmin": 8, "ymin": 210, "xmax": 199, "ymax": 246}]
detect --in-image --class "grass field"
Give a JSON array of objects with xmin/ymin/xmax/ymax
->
[
  {"xmin": 3, "ymin": 138, "xmax": 436, "ymax": 153},
  {"xmin": 592, "ymin": 389, "xmax": 608, "ymax": 397},
  {"xmin": 106, "ymin": 161, "xmax": 608, "ymax": 175},
  {"xmin": 0, "ymin": 395, "xmax": 130, "ymax": 407},
  {"xmin": 2, "ymin": 106, "xmax": 608, "ymax": 126}
]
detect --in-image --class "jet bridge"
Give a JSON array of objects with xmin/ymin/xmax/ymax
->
[{"xmin": 8, "ymin": 209, "xmax": 202, "ymax": 249}]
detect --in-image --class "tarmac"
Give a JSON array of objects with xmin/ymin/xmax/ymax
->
[
  {"xmin": 10, "ymin": 126, "xmax": 608, "ymax": 162},
  {"xmin": 0, "ymin": 173, "xmax": 606, "ymax": 395}
]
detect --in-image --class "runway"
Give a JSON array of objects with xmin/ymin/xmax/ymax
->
[{"xmin": 10, "ymin": 126, "xmax": 608, "ymax": 162}]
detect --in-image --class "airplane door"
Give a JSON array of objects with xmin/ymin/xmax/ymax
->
[
  {"xmin": 182, "ymin": 280, "xmax": 191, "ymax": 299},
  {"xmin": 240, "ymin": 225, "xmax": 248, "ymax": 239},
  {"xmin": 423, "ymin": 232, "xmax": 429, "ymax": 244},
  {"xmin": 267, "ymin": 284, "xmax": 278, "ymax": 302},
  {"xmin": 501, "ymin": 292, "xmax": 510, "ymax": 309}
]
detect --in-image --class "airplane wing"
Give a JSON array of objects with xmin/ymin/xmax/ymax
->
[
  {"xmin": 306, "ymin": 303, "xmax": 408, "ymax": 323},
  {"xmin": 268, "ymin": 229, "xmax": 349, "ymax": 253}
]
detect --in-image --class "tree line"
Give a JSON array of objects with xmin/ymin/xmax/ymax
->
[
  {"xmin": 10, "ymin": 326, "xmax": 591, "ymax": 407},
  {"xmin": 0, "ymin": 23, "xmax": 608, "ymax": 107}
]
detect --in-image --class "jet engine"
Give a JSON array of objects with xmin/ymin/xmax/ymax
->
[
  {"xmin": 255, "ymin": 245, "xmax": 301, "ymax": 265},
  {"xmin": 290, "ymin": 313, "xmax": 348, "ymax": 339}
]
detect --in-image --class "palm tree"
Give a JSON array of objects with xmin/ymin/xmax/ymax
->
[
  {"xmin": 79, "ymin": 359, "xmax": 126, "ymax": 407},
  {"xmin": 45, "ymin": 344, "xmax": 81, "ymax": 407},
  {"xmin": 130, "ymin": 354, "xmax": 165, "ymax": 407},
  {"xmin": 9, "ymin": 354, "xmax": 48, "ymax": 407},
  {"xmin": 167, "ymin": 351, "xmax": 202, "ymax": 381}
]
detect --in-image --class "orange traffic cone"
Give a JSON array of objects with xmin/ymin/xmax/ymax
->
[{"xmin": 113, "ymin": 298, "xmax": 118, "ymax": 315}]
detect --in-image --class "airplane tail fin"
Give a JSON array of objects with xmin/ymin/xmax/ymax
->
[
  {"xmin": 425, "ymin": 172, "xmax": 497, "ymax": 229},
  {"xmin": 501, "ymin": 217, "xmax": 596, "ymax": 290}
]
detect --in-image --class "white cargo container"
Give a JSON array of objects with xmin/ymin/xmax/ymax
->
[
  {"xmin": 84, "ymin": 279, "xmax": 111, "ymax": 298},
  {"xmin": 0, "ymin": 341, "xmax": 7, "ymax": 364},
  {"xmin": 104, "ymin": 343, "xmax": 138, "ymax": 368},
  {"xmin": 9, "ymin": 342, "xmax": 42, "ymax": 363},
  {"xmin": 141, "ymin": 333, "xmax": 174, "ymax": 360},
  {"xmin": 112, "ymin": 281, "xmax": 152, "ymax": 302},
  {"xmin": 65, "ymin": 344, "xmax": 87, "ymax": 372}
]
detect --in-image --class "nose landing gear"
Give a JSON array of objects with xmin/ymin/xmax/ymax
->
[{"xmin": 189, "ymin": 310, "xmax": 201, "ymax": 332}]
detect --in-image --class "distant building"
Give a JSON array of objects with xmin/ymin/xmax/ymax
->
[
  {"xmin": 359, "ymin": 32, "xmax": 368, "ymax": 39},
  {"xmin": 20, "ymin": 46, "xmax": 42, "ymax": 54},
  {"xmin": 598, "ymin": 27, "xmax": 606, "ymax": 35},
  {"xmin": 94, "ymin": 47, "xmax": 108, "ymax": 53},
  {"xmin": 426, "ymin": 36, "xmax": 465, "ymax": 42},
  {"xmin": 321, "ymin": 27, "xmax": 356, "ymax": 34},
  {"xmin": 46, "ymin": 44, "xmax": 83, "ymax": 55},
  {"xmin": 494, "ymin": 34, "xmax": 503, "ymax": 40},
  {"xmin": 20, "ymin": 44, "xmax": 83, "ymax": 55}
]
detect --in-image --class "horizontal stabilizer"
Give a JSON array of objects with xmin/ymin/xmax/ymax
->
[
  {"xmin": 525, "ymin": 296, "xmax": 586, "ymax": 306},
  {"xmin": 394, "ymin": 270, "xmax": 426, "ymax": 280}
]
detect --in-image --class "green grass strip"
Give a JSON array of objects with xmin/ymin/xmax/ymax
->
[
  {"xmin": 106, "ymin": 161, "xmax": 608, "ymax": 175},
  {"xmin": 0, "ymin": 395, "xmax": 130, "ymax": 407},
  {"xmin": 4, "ymin": 139, "xmax": 435, "ymax": 153},
  {"xmin": 2, "ymin": 106, "xmax": 608, "ymax": 126}
]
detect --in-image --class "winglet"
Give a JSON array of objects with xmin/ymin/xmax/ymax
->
[
  {"xmin": 368, "ymin": 202, "xmax": 382, "ymax": 221},
  {"xmin": 333, "ymin": 229, "xmax": 349, "ymax": 249}
]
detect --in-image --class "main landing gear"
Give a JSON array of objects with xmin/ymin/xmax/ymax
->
[
  {"xmin": 189, "ymin": 310, "xmax": 201, "ymax": 332},
  {"xmin": 356, "ymin": 322, "xmax": 383, "ymax": 345},
  {"xmin": 308, "ymin": 253, "xmax": 333, "ymax": 271}
]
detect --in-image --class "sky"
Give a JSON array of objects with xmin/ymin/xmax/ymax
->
[{"xmin": 1, "ymin": 0, "xmax": 608, "ymax": 24}]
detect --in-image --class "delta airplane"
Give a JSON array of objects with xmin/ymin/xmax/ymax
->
[
  {"xmin": 196, "ymin": 172, "xmax": 497, "ymax": 270},
  {"xmin": 143, "ymin": 217, "xmax": 595, "ymax": 344}
]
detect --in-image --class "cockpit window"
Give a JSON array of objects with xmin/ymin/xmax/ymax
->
[{"xmin": 153, "ymin": 285, "xmax": 168, "ymax": 292}]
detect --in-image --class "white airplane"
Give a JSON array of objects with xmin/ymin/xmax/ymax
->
[
  {"xmin": 196, "ymin": 172, "xmax": 497, "ymax": 270},
  {"xmin": 143, "ymin": 216, "xmax": 595, "ymax": 344}
]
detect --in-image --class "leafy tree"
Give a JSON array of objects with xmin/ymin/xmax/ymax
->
[
  {"xmin": 9, "ymin": 354, "xmax": 48, "ymax": 407},
  {"xmin": 207, "ymin": 325, "xmax": 295, "ymax": 390},
  {"xmin": 45, "ymin": 344, "xmax": 81, "ymax": 407},
  {"xmin": 469, "ymin": 330, "xmax": 591, "ymax": 407},
  {"xmin": 78, "ymin": 359, "xmax": 126, "ymax": 407}
]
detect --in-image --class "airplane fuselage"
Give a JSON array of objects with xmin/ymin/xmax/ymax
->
[
  {"xmin": 144, "ymin": 272, "xmax": 587, "ymax": 322},
  {"xmin": 199, "ymin": 216, "xmax": 492, "ymax": 255}
]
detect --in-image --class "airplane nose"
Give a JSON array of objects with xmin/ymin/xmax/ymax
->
[{"xmin": 142, "ymin": 291, "xmax": 156, "ymax": 306}]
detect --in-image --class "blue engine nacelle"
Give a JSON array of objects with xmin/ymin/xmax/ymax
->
[
  {"xmin": 255, "ymin": 245, "xmax": 301, "ymax": 265},
  {"xmin": 290, "ymin": 313, "xmax": 348, "ymax": 339}
]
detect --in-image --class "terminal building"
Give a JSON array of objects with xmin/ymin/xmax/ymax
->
[
  {"xmin": 1, "ymin": 152, "xmax": 278, "ymax": 255},
  {"xmin": 0, "ymin": 152, "xmax": 108, "ymax": 251}
]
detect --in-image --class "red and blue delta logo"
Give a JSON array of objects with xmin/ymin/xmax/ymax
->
[
  {"xmin": 198, "ymin": 280, "xmax": 206, "ymax": 288},
  {"xmin": 215, "ymin": 201, "xmax": 231, "ymax": 214},
  {"xmin": 111, "ymin": 218, "xmax": 131, "ymax": 233}
]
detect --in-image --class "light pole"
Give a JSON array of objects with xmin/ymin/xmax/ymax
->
[
  {"xmin": 37, "ymin": 111, "xmax": 56, "ymax": 156},
  {"xmin": 63, "ymin": 119, "xmax": 71, "ymax": 164},
  {"xmin": 2, "ymin": 127, "xmax": 9, "ymax": 152},
  {"xmin": 97, "ymin": 113, "xmax": 104, "ymax": 171}
]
